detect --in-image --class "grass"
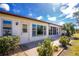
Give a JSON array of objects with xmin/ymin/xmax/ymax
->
[
  {"xmin": 60, "ymin": 33, "xmax": 79, "ymax": 56},
  {"xmin": 65, "ymin": 40, "xmax": 79, "ymax": 56},
  {"xmin": 72, "ymin": 33, "xmax": 79, "ymax": 38}
]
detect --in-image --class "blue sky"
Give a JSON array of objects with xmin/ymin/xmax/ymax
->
[{"xmin": 0, "ymin": 3, "xmax": 79, "ymax": 27}]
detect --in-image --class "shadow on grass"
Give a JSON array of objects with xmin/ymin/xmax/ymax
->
[{"xmin": 68, "ymin": 43, "xmax": 72, "ymax": 46}]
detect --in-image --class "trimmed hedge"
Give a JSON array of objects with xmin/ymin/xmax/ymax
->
[{"xmin": 0, "ymin": 36, "xmax": 20, "ymax": 55}]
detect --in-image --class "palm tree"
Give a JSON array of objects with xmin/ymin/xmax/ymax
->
[
  {"xmin": 73, "ymin": 10, "xmax": 79, "ymax": 26},
  {"xmin": 62, "ymin": 23, "xmax": 75, "ymax": 37}
]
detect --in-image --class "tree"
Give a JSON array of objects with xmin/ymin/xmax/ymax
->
[
  {"xmin": 62, "ymin": 23, "xmax": 75, "ymax": 37},
  {"xmin": 73, "ymin": 10, "xmax": 79, "ymax": 26}
]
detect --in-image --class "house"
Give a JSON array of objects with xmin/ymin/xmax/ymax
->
[{"xmin": 0, "ymin": 11, "xmax": 62, "ymax": 44}]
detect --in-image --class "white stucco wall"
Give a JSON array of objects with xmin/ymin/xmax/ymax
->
[
  {"xmin": 0, "ymin": 17, "xmax": 2, "ymax": 36},
  {"xmin": 0, "ymin": 13, "xmax": 61, "ymax": 44}
]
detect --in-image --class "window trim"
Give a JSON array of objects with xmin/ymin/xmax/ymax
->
[
  {"xmin": 53, "ymin": 27, "xmax": 57, "ymax": 35},
  {"xmin": 49, "ymin": 26, "xmax": 58, "ymax": 35},
  {"xmin": 49, "ymin": 26, "xmax": 53, "ymax": 35},
  {"xmin": 32, "ymin": 24, "xmax": 37, "ymax": 36},
  {"xmin": 32, "ymin": 24, "xmax": 46, "ymax": 37},
  {"xmin": 22, "ymin": 24, "xmax": 27, "ymax": 33},
  {"xmin": 3, "ymin": 20, "xmax": 12, "ymax": 36}
]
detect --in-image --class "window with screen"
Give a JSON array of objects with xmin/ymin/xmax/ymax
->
[{"xmin": 22, "ymin": 24, "xmax": 27, "ymax": 32}]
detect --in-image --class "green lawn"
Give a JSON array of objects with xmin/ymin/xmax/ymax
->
[
  {"xmin": 72, "ymin": 33, "xmax": 79, "ymax": 38},
  {"xmin": 66, "ymin": 33, "xmax": 79, "ymax": 56},
  {"xmin": 60, "ymin": 33, "xmax": 79, "ymax": 56},
  {"xmin": 66, "ymin": 40, "xmax": 79, "ymax": 56}
]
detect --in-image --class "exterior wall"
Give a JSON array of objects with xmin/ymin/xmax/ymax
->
[
  {"xmin": 0, "ymin": 17, "xmax": 3, "ymax": 36},
  {"xmin": 49, "ymin": 24, "xmax": 61, "ymax": 35},
  {"xmin": 0, "ymin": 13, "xmax": 49, "ymax": 44},
  {"xmin": 48, "ymin": 24, "xmax": 61, "ymax": 40},
  {"xmin": 59, "ymin": 27, "xmax": 62, "ymax": 35},
  {"xmin": 0, "ymin": 13, "xmax": 61, "ymax": 44}
]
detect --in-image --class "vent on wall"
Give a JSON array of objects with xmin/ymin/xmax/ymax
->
[{"xmin": 16, "ymin": 22, "xmax": 18, "ymax": 25}]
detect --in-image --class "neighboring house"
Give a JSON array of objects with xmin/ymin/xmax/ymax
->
[{"xmin": 0, "ymin": 11, "xmax": 62, "ymax": 44}]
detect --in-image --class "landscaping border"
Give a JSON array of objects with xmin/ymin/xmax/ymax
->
[
  {"xmin": 56, "ymin": 40, "xmax": 73, "ymax": 56},
  {"xmin": 55, "ymin": 48, "xmax": 64, "ymax": 56}
]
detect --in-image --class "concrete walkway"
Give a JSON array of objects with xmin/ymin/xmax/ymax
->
[
  {"xmin": 24, "ymin": 40, "xmax": 60, "ymax": 56},
  {"xmin": 13, "ymin": 35, "xmax": 61, "ymax": 56},
  {"xmin": 53, "ymin": 40, "xmax": 61, "ymax": 46}
]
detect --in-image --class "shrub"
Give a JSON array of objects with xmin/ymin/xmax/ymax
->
[
  {"xmin": 37, "ymin": 38, "xmax": 53, "ymax": 56},
  {"xmin": 59, "ymin": 36, "xmax": 69, "ymax": 47},
  {"xmin": 0, "ymin": 36, "xmax": 19, "ymax": 55},
  {"xmin": 66, "ymin": 38, "xmax": 70, "ymax": 44},
  {"xmin": 53, "ymin": 45, "xmax": 59, "ymax": 52}
]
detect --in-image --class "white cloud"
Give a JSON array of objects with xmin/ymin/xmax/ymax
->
[
  {"xmin": 60, "ymin": 3, "xmax": 78, "ymax": 19},
  {"xmin": 58, "ymin": 14, "xmax": 66, "ymax": 17},
  {"xmin": 36, "ymin": 16, "xmax": 43, "ymax": 20},
  {"xmin": 28, "ymin": 13, "xmax": 32, "ymax": 16},
  {"xmin": 59, "ymin": 21, "xmax": 65, "ymax": 25},
  {"xmin": 48, "ymin": 16, "xmax": 57, "ymax": 21},
  {"xmin": 60, "ymin": 4, "xmax": 68, "ymax": 10},
  {"xmin": 0, "ymin": 3, "xmax": 10, "ymax": 11}
]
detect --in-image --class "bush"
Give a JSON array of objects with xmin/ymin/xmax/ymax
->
[
  {"xmin": 0, "ymin": 36, "xmax": 19, "ymax": 55},
  {"xmin": 53, "ymin": 45, "xmax": 59, "ymax": 52},
  {"xmin": 37, "ymin": 38, "xmax": 53, "ymax": 56},
  {"xmin": 66, "ymin": 38, "xmax": 70, "ymax": 44},
  {"xmin": 59, "ymin": 36, "xmax": 69, "ymax": 47}
]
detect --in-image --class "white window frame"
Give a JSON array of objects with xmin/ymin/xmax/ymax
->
[{"xmin": 32, "ymin": 24, "xmax": 46, "ymax": 36}]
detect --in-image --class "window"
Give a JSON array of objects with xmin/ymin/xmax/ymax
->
[
  {"xmin": 53, "ymin": 27, "xmax": 56, "ymax": 35},
  {"xmin": 49, "ymin": 26, "xmax": 58, "ymax": 35},
  {"xmin": 49, "ymin": 26, "xmax": 53, "ymax": 35},
  {"xmin": 56, "ymin": 28, "xmax": 58, "ymax": 34},
  {"xmin": 32, "ymin": 24, "xmax": 46, "ymax": 36},
  {"xmin": 37, "ymin": 25, "xmax": 43, "ymax": 35},
  {"xmin": 22, "ymin": 24, "xmax": 27, "ymax": 32},
  {"xmin": 59, "ymin": 28, "xmax": 61, "ymax": 34},
  {"xmin": 3, "ymin": 20, "xmax": 12, "ymax": 36},
  {"xmin": 43, "ymin": 26, "xmax": 46, "ymax": 35},
  {"xmin": 32, "ymin": 24, "xmax": 37, "ymax": 36}
]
